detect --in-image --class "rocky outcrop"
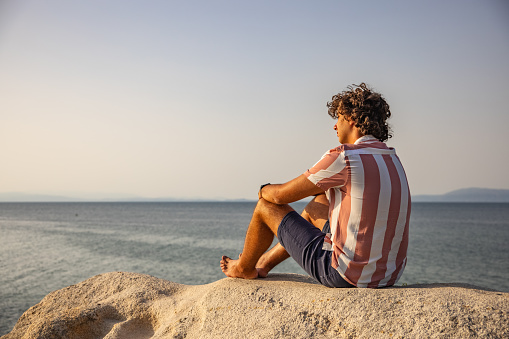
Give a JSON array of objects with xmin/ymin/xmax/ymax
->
[{"xmin": 2, "ymin": 272, "xmax": 508, "ymax": 338}]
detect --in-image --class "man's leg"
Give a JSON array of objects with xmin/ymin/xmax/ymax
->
[
  {"xmin": 301, "ymin": 193, "xmax": 329, "ymax": 231},
  {"xmin": 220, "ymin": 198, "xmax": 294, "ymax": 279},
  {"xmin": 255, "ymin": 194, "xmax": 330, "ymax": 277}
]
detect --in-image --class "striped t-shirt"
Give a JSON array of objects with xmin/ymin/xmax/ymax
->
[{"xmin": 305, "ymin": 135, "xmax": 411, "ymax": 288}]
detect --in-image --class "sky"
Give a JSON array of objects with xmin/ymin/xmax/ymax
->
[{"xmin": 1, "ymin": 0, "xmax": 508, "ymax": 200}]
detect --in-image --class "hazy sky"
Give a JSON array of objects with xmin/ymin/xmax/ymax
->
[{"xmin": 1, "ymin": 0, "xmax": 508, "ymax": 200}]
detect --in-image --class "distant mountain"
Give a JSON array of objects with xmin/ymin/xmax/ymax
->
[
  {"xmin": 0, "ymin": 192, "xmax": 84, "ymax": 202},
  {"xmin": 2, "ymin": 188, "xmax": 508, "ymax": 203},
  {"xmin": 412, "ymin": 188, "xmax": 509, "ymax": 203},
  {"xmin": 0, "ymin": 192, "xmax": 253, "ymax": 202}
]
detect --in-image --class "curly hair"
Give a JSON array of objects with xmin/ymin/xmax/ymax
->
[{"xmin": 327, "ymin": 83, "xmax": 392, "ymax": 142}]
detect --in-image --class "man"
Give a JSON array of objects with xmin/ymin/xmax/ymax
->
[{"xmin": 220, "ymin": 83, "xmax": 410, "ymax": 288}]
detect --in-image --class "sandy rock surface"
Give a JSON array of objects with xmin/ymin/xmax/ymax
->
[{"xmin": 2, "ymin": 272, "xmax": 508, "ymax": 338}]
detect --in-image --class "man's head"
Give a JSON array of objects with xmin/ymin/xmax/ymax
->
[{"xmin": 327, "ymin": 83, "xmax": 392, "ymax": 142}]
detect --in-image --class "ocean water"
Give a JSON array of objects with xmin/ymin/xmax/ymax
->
[{"xmin": 1, "ymin": 201, "xmax": 508, "ymax": 335}]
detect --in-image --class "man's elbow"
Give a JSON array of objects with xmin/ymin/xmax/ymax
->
[
  {"xmin": 265, "ymin": 189, "xmax": 288, "ymax": 205},
  {"xmin": 270, "ymin": 190, "xmax": 299, "ymax": 205},
  {"xmin": 271, "ymin": 196, "xmax": 287, "ymax": 205}
]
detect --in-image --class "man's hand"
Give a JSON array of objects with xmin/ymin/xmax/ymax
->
[{"xmin": 258, "ymin": 183, "xmax": 271, "ymax": 200}]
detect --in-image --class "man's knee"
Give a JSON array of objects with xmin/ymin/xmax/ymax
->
[
  {"xmin": 255, "ymin": 198, "xmax": 290, "ymax": 216},
  {"xmin": 302, "ymin": 194, "xmax": 329, "ymax": 230},
  {"xmin": 313, "ymin": 193, "xmax": 328, "ymax": 205},
  {"xmin": 255, "ymin": 198, "xmax": 294, "ymax": 233}
]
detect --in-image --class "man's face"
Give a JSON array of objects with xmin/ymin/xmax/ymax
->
[{"xmin": 334, "ymin": 115, "xmax": 351, "ymax": 144}]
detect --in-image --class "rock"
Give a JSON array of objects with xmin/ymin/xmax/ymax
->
[{"xmin": 2, "ymin": 272, "xmax": 508, "ymax": 338}]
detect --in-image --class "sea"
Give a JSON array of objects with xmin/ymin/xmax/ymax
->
[{"xmin": 1, "ymin": 201, "xmax": 508, "ymax": 335}]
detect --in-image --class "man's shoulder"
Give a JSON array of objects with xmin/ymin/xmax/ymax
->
[
  {"xmin": 321, "ymin": 140, "xmax": 395, "ymax": 162},
  {"xmin": 327, "ymin": 145, "xmax": 347, "ymax": 154},
  {"xmin": 342, "ymin": 140, "xmax": 394, "ymax": 154}
]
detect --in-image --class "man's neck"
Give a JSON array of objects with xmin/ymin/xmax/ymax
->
[{"xmin": 345, "ymin": 131, "xmax": 364, "ymax": 144}]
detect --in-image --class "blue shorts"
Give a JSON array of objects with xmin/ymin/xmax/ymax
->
[{"xmin": 277, "ymin": 211, "xmax": 353, "ymax": 288}]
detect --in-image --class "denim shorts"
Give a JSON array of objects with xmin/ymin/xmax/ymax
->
[{"xmin": 277, "ymin": 211, "xmax": 353, "ymax": 288}]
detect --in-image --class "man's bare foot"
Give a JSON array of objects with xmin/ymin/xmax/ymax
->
[
  {"xmin": 255, "ymin": 255, "xmax": 272, "ymax": 278},
  {"xmin": 220, "ymin": 256, "xmax": 258, "ymax": 279},
  {"xmin": 238, "ymin": 252, "xmax": 271, "ymax": 278}
]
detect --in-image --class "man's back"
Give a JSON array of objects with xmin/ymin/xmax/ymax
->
[{"xmin": 306, "ymin": 135, "xmax": 411, "ymax": 288}]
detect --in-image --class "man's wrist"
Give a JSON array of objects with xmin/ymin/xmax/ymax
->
[{"xmin": 259, "ymin": 183, "xmax": 271, "ymax": 199}]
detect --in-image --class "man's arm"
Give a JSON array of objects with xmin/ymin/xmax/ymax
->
[{"xmin": 259, "ymin": 174, "xmax": 324, "ymax": 205}]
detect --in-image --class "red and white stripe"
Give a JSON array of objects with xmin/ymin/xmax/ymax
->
[{"xmin": 305, "ymin": 136, "xmax": 410, "ymax": 288}]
